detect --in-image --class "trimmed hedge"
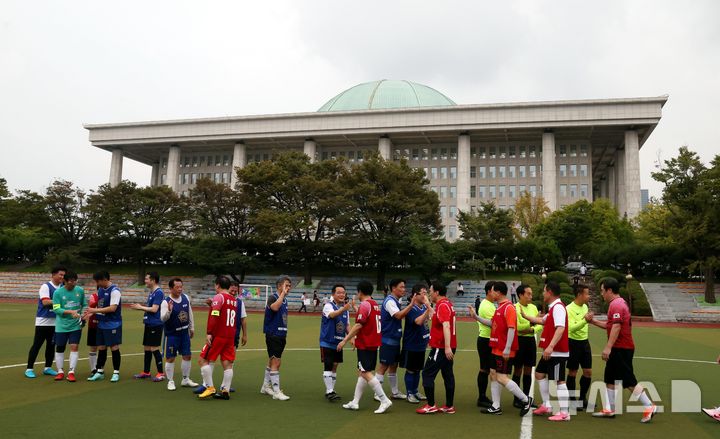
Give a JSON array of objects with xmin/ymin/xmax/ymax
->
[{"xmin": 546, "ymin": 271, "xmax": 570, "ymax": 285}]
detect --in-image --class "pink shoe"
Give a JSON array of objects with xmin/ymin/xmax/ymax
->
[
  {"xmin": 549, "ymin": 412, "xmax": 571, "ymax": 422},
  {"xmin": 702, "ymin": 407, "xmax": 720, "ymax": 422},
  {"xmin": 533, "ymin": 405, "xmax": 552, "ymax": 416}
]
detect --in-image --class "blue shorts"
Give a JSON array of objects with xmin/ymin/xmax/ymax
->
[
  {"xmin": 97, "ymin": 326, "xmax": 122, "ymax": 347},
  {"xmin": 379, "ymin": 343, "xmax": 401, "ymax": 365},
  {"xmin": 55, "ymin": 329, "xmax": 82, "ymax": 347},
  {"xmin": 165, "ymin": 332, "xmax": 192, "ymax": 359}
]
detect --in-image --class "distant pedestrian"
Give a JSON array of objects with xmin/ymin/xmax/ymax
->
[
  {"xmin": 313, "ymin": 291, "xmax": 320, "ymax": 312},
  {"xmin": 299, "ymin": 293, "xmax": 308, "ymax": 313}
]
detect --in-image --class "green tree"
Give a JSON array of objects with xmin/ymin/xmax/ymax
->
[
  {"xmin": 406, "ymin": 228, "xmax": 452, "ymax": 285},
  {"xmin": 514, "ymin": 192, "xmax": 550, "ymax": 237},
  {"xmin": 44, "ymin": 180, "xmax": 91, "ymax": 245}
]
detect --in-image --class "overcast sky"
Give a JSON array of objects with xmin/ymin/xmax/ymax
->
[{"xmin": 1, "ymin": 0, "xmax": 718, "ymax": 198}]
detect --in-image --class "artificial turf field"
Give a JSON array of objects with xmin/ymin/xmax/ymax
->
[{"xmin": 0, "ymin": 302, "xmax": 718, "ymax": 439}]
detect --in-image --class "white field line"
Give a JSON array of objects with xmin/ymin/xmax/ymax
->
[{"xmin": 519, "ymin": 367, "xmax": 536, "ymax": 439}]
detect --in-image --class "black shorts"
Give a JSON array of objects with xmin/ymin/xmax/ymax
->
[
  {"xmin": 536, "ymin": 357, "xmax": 568, "ymax": 381},
  {"xmin": 400, "ymin": 350, "xmax": 426, "ymax": 371},
  {"xmin": 266, "ymin": 335, "xmax": 287, "ymax": 359},
  {"xmin": 55, "ymin": 330, "xmax": 82, "ymax": 347},
  {"xmin": 604, "ymin": 348, "xmax": 637, "ymax": 388},
  {"xmin": 568, "ymin": 339, "xmax": 593, "ymax": 371},
  {"xmin": 379, "ymin": 344, "xmax": 401, "ymax": 365},
  {"xmin": 492, "ymin": 354, "xmax": 513, "ymax": 375},
  {"xmin": 142, "ymin": 325, "xmax": 163, "ymax": 347},
  {"xmin": 86, "ymin": 327, "xmax": 97, "ymax": 347},
  {"xmin": 477, "ymin": 336, "xmax": 492, "ymax": 371},
  {"xmin": 320, "ymin": 347, "xmax": 343, "ymax": 369},
  {"xmin": 357, "ymin": 349, "xmax": 377, "ymax": 372},
  {"xmin": 513, "ymin": 336, "xmax": 537, "ymax": 368}
]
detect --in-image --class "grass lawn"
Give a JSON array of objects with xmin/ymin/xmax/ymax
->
[{"xmin": 0, "ymin": 302, "xmax": 718, "ymax": 438}]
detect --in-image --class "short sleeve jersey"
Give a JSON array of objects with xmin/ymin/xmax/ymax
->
[
  {"xmin": 355, "ymin": 299, "xmax": 381, "ymax": 350},
  {"xmin": 429, "ymin": 298, "xmax": 456, "ymax": 349},
  {"xmin": 607, "ymin": 297, "xmax": 634, "ymax": 349}
]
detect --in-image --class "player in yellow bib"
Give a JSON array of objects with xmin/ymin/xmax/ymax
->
[
  {"xmin": 566, "ymin": 284, "xmax": 592, "ymax": 410},
  {"xmin": 512, "ymin": 284, "xmax": 541, "ymax": 407}
]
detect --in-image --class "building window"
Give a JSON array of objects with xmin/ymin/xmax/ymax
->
[
  {"xmin": 191, "ymin": 173, "xmax": 197, "ymax": 184},
  {"xmin": 479, "ymin": 185, "xmax": 486, "ymax": 198},
  {"xmin": 479, "ymin": 166, "xmax": 486, "ymax": 179},
  {"xmin": 529, "ymin": 146, "xmax": 536, "ymax": 158},
  {"xmin": 580, "ymin": 144, "xmax": 588, "ymax": 157},
  {"xmin": 570, "ymin": 184, "xmax": 577, "ymax": 197},
  {"xmin": 530, "ymin": 185, "xmax": 537, "ymax": 197},
  {"xmin": 440, "ymin": 206, "xmax": 447, "ymax": 218},
  {"xmin": 560, "ymin": 184, "xmax": 567, "ymax": 197},
  {"xmin": 393, "ymin": 149, "xmax": 401, "ymax": 160},
  {"xmin": 448, "ymin": 225, "xmax": 457, "ymax": 239},
  {"xmin": 580, "ymin": 164, "xmax": 588, "ymax": 177},
  {"xmin": 499, "ymin": 146, "xmax": 506, "ymax": 158},
  {"xmin": 421, "ymin": 148, "xmax": 429, "ymax": 160},
  {"xmin": 471, "ymin": 147, "xmax": 477, "ymax": 158},
  {"xmin": 570, "ymin": 145, "xmax": 577, "ymax": 157},
  {"xmin": 529, "ymin": 165, "xmax": 537, "ymax": 178},
  {"xmin": 192, "ymin": 156, "xmax": 198, "ymax": 167},
  {"xmin": 570, "ymin": 164, "xmax": 577, "ymax": 177},
  {"xmin": 498, "ymin": 185, "xmax": 505, "ymax": 198},
  {"xmin": 519, "ymin": 166, "xmax": 526, "ymax": 178},
  {"xmin": 450, "ymin": 186, "xmax": 457, "ymax": 198},
  {"xmin": 424, "ymin": 167, "xmax": 429, "ymax": 177},
  {"xmin": 440, "ymin": 148, "xmax": 448, "ymax": 160},
  {"xmin": 470, "ymin": 185, "xmax": 476, "ymax": 198},
  {"xmin": 412, "ymin": 149, "xmax": 419, "ymax": 160},
  {"xmin": 509, "ymin": 166, "xmax": 516, "ymax": 178},
  {"xmin": 519, "ymin": 146, "xmax": 526, "ymax": 158},
  {"xmin": 499, "ymin": 166, "xmax": 505, "ymax": 178},
  {"xmin": 489, "ymin": 166, "xmax": 496, "ymax": 178},
  {"xmin": 509, "ymin": 185, "xmax": 516, "ymax": 198},
  {"xmin": 449, "ymin": 206, "xmax": 457, "ymax": 218},
  {"xmin": 479, "ymin": 147, "xmax": 486, "ymax": 159},
  {"xmin": 431, "ymin": 148, "xmax": 438, "ymax": 160},
  {"xmin": 450, "ymin": 148, "xmax": 457, "ymax": 159},
  {"xmin": 214, "ymin": 173, "xmax": 220, "ymax": 183},
  {"xmin": 488, "ymin": 185, "xmax": 496, "ymax": 198},
  {"xmin": 340, "ymin": 151, "xmax": 346, "ymax": 158},
  {"xmin": 519, "ymin": 185, "xmax": 526, "ymax": 195},
  {"xmin": 440, "ymin": 187, "xmax": 447, "ymax": 198},
  {"xmin": 431, "ymin": 167, "xmax": 438, "ymax": 179},
  {"xmin": 322, "ymin": 151, "xmax": 328, "ymax": 160},
  {"xmin": 559, "ymin": 145, "xmax": 567, "ymax": 157},
  {"xmin": 470, "ymin": 166, "xmax": 476, "ymax": 178},
  {"xmin": 580, "ymin": 184, "xmax": 588, "ymax": 197},
  {"xmin": 440, "ymin": 167, "xmax": 448, "ymax": 179},
  {"xmin": 489, "ymin": 146, "xmax": 496, "ymax": 159},
  {"xmin": 559, "ymin": 164, "xmax": 567, "ymax": 177},
  {"xmin": 450, "ymin": 166, "xmax": 457, "ymax": 179},
  {"xmin": 221, "ymin": 173, "xmax": 228, "ymax": 184},
  {"xmin": 160, "ymin": 174, "xmax": 166, "ymax": 185},
  {"xmin": 509, "ymin": 146, "xmax": 516, "ymax": 158}
]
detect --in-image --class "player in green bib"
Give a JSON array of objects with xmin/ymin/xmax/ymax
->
[
  {"xmin": 512, "ymin": 284, "xmax": 542, "ymax": 407},
  {"xmin": 468, "ymin": 281, "xmax": 497, "ymax": 407},
  {"xmin": 52, "ymin": 271, "xmax": 86, "ymax": 382},
  {"xmin": 566, "ymin": 284, "xmax": 592, "ymax": 410}
]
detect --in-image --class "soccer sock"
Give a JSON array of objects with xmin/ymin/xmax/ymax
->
[
  {"xmin": 270, "ymin": 371, "xmax": 280, "ymax": 391},
  {"xmin": 88, "ymin": 351, "xmax": 97, "ymax": 372},
  {"xmin": 523, "ymin": 374, "xmax": 532, "ymax": 396},
  {"xmin": 604, "ymin": 388, "xmax": 616, "ymax": 411},
  {"xmin": 388, "ymin": 373, "xmax": 399, "ymax": 395},
  {"xmin": 567, "ymin": 375, "xmax": 577, "ymax": 400},
  {"xmin": 633, "ymin": 387, "xmax": 653, "ymax": 408},
  {"xmin": 55, "ymin": 352, "xmax": 65, "ymax": 373},
  {"xmin": 478, "ymin": 371, "xmax": 489, "ymax": 398},
  {"xmin": 111, "ymin": 349, "xmax": 121, "ymax": 373},
  {"xmin": 405, "ymin": 371, "xmax": 414, "ymax": 395},
  {"xmin": 368, "ymin": 377, "xmax": 388, "ymax": 402},
  {"xmin": 153, "ymin": 350, "xmax": 163, "ymax": 373},
  {"xmin": 376, "ymin": 372, "xmax": 384, "ymax": 385},
  {"xmin": 579, "ymin": 376, "xmax": 591, "ymax": 403},
  {"xmin": 165, "ymin": 361, "xmax": 175, "ymax": 382},
  {"xmin": 200, "ymin": 364, "xmax": 213, "ymax": 388},
  {"xmin": 69, "ymin": 351, "xmax": 78, "ymax": 373},
  {"xmin": 512, "ymin": 374, "xmax": 521, "ymax": 401},
  {"xmin": 414, "ymin": 372, "xmax": 422, "ymax": 395},
  {"xmin": 490, "ymin": 380, "xmax": 502, "ymax": 409},
  {"xmin": 331, "ymin": 372, "xmax": 337, "ymax": 391},
  {"xmin": 264, "ymin": 367, "xmax": 271, "ymax": 385},
  {"xmin": 181, "ymin": 359, "xmax": 192, "ymax": 379},
  {"xmin": 323, "ymin": 371, "xmax": 334, "ymax": 394},
  {"xmin": 221, "ymin": 368, "xmax": 233, "ymax": 391},
  {"xmin": 143, "ymin": 351, "xmax": 152, "ymax": 373},
  {"xmin": 352, "ymin": 377, "xmax": 367, "ymax": 403},
  {"xmin": 557, "ymin": 383, "xmax": 569, "ymax": 413},
  {"xmin": 538, "ymin": 378, "xmax": 551, "ymax": 407},
  {"xmin": 96, "ymin": 349, "xmax": 107, "ymax": 372},
  {"xmin": 505, "ymin": 380, "xmax": 529, "ymax": 403}
]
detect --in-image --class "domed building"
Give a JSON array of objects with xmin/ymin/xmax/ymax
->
[{"xmin": 85, "ymin": 80, "xmax": 667, "ymax": 239}]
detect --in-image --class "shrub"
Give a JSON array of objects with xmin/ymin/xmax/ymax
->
[
  {"xmin": 560, "ymin": 294, "xmax": 574, "ymax": 305},
  {"xmin": 546, "ymin": 271, "xmax": 570, "ymax": 285}
]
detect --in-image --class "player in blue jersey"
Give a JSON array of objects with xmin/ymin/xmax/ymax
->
[
  {"xmin": 376, "ymin": 279, "xmax": 413, "ymax": 400},
  {"xmin": 401, "ymin": 283, "xmax": 432, "ymax": 403},
  {"xmin": 131, "ymin": 271, "xmax": 165, "ymax": 381},
  {"xmin": 85, "ymin": 271, "xmax": 123, "ymax": 382},
  {"xmin": 230, "ymin": 282, "xmax": 248, "ymax": 350},
  {"xmin": 320, "ymin": 284, "xmax": 353, "ymax": 401},
  {"xmin": 25, "ymin": 265, "xmax": 65, "ymax": 378},
  {"xmin": 160, "ymin": 277, "xmax": 198, "ymax": 391},
  {"xmin": 261, "ymin": 275, "xmax": 291, "ymax": 401}
]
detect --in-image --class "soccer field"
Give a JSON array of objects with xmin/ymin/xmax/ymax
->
[{"xmin": 1, "ymin": 302, "xmax": 718, "ymax": 439}]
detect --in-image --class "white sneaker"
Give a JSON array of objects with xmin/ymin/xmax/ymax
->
[
  {"xmin": 392, "ymin": 392, "xmax": 407, "ymax": 400},
  {"xmin": 342, "ymin": 401, "xmax": 359, "ymax": 410},
  {"xmin": 181, "ymin": 378, "xmax": 198, "ymax": 387},
  {"xmin": 260, "ymin": 382, "xmax": 274, "ymax": 395},
  {"xmin": 167, "ymin": 380, "xmax": 176, "ymax": 391},
  {"xmin": 374, "ymin": 399, "xmax": 393, "ymax": 414},
  {"xmin": 273, "ymin": 389, "xmax": 290, "ymax": 401}
]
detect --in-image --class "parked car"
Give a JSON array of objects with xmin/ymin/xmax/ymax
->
[{"xmin": 564, "ymin": 261, "xmax": 592, "ymax": 274}]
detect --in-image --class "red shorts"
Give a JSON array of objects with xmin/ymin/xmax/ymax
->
[{"xmin": 200, "ymin": 336, "xmax": 236, "ymax": 362}]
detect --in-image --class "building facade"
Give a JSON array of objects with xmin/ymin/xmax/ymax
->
[{"xmin": 85, "ymin": 80, "xmax": 667, "ymax": 240}]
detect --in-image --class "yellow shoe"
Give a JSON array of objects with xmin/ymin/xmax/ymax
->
[{"xmin": 198, "ymin": 386, "xmax": 216, "ymax": 399}]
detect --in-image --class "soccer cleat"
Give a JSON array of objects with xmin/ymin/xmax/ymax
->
[
  {"xmin": 477, "ymin": 396, "xmax": 492, "ymax": 408},
  {"xmin": 520, "ymin": 397, "xmax": 534, "ymax": 417},
  {"xmin": 592, "ymin": 409, "xmax": 616, "ymax": 418},
  {"xmin": 273, "ymin": 390, "xmax": 290, "ymax": 401},
  {"xmin": 133, "ymin": 372, "xmax": 151, "ymax": 379},
  {"xmin": 213, "ymin": 389, "xmax": 230, "ymax": 400},
  {"xmin": 325, "ymin": 391, "xmax": 342, "ymax": 401},
  {"xmin": 416, "ymin": 404, "xmax": 439, "ymax": 414},
  {"xmin": 391, "ymin": 392, "xmax": 407, "ymax": 400},
  {"xmin": 66, "ymin": 372, "xmax": 76, "ymax": 382},
  {"xmin": 152, "ymin": 372, "xmax": 165, "ymax": 382},
  {"xmin": 54, "ymin": 372, "xmax": 65, "ymax": 381},
  {"xmin": 43, "ymin": 367, "xmax": 58, "ymax": 376},
  {"xmin": 533, "ymin": 405, "xmax": 552, "ymax": 416},
  {"xmin": 407, "ymin": 393, "xmax": 420, "ymax": 404},
  {"xmin": 24, "ymin": 370, "xmax": 36, "ymax": 379},
  {"xmin": 87, "ymin": 372, "xmax": 105, "ymax": 381},
  {"xmin": 110, "ymin": 373, "xmax": 120, "ymax": 383},
  {"xmin": 260, "ymin": 382, "xmax": 274, "ymax": 395},
  {"xmin": 342, "ymin": 401, "xmax": 359, "ymax": 411},
  {"xmin": 416, "ymin": 393, "xmax": 427, "ymax": 400},
  {"xmin": 549, "ymin": 412, "xmax": 571, "ymax": 422},
  {"xmin": 439, "ymin": 405, "xmax": 456, "ymax": 414},
  {"xmin": 513, "ymin": 399, "xmax": 524, "ymax": 409},
  {"xmin": 702, "ymin": 407, "xmax": 720, "ymax": 422},
  {"xmin": 374, "ymin": 399, "xmax": 392, "ymax": 414},
  {"xmin": 181, "ymin": 378, "xmax": 199, "ymax": 387},
  {"xmin": 198, "ymin": 386, "xmax": 217, "ymax": 399},
  {"xmin": 193, "ymin": 385, "xmax": 207, "ymax": 394},
  {"xmin": 481, "ymin": 406, "xmax": 503, "ymax": 415},
  {"xmin": 167, "ymin": 380, "xmax": 176, "ymax": 391},
  {"xmin": 640, "ymin": 404, "xmax": 657, "ymax": 423}
]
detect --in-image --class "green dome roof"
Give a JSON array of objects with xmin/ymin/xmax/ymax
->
[{"xmin": 318, "ymin": 80, "xmax": 456, "ymax": 112}]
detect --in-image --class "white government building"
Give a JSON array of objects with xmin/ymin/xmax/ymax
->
[{"xmin": 85, "ymin": 80, "xmax": 666, "ymax": 240}]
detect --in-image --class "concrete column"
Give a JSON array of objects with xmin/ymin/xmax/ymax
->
[
  {"xmin": 456, "ymin": 134, "xmax": 471, "ymax": 214},
  {"xmin": 303, "ymin": 139, "xmax": 317, "ymax": 163},
  {"xmin": 541, "ymin": 132, "xmax": 557, "ymax": 210},
  {"xmin": 624, "ymin": 130, "xmax": 641, "ymax": 218},
  {"xmin": 166, "ymin": 145, "xmax": 181, "ymax": 193},
  {"xmin": 109, "ymin": 149, "xmax": 123, "ymax": 187},
  {"xmin": 378, "ymin": 136, "xmax": 392, "ymax": 160},
  {"xmin": 616, "ymin": 148, "xmax": 626, "ymax": 216},
  {"xmin": 150, "ymin": 162, "xmax": 159, "ymax": 187},
  {"xmin": 607, "ymin": 166, "xmax": 616, "ymax": 205},
  {"xmin": 230, "ymin": 142, "xmax": 247, "ymax": 188}
]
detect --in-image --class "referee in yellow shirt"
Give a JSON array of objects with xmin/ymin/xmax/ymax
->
[
  {"xmin": 566, "ymin": 284, "xmax": 593, "ymax": 410},
  {"xmin": 512, "ymin": 284, "xmax": 541, "ymax": 407},
  {"xmin": 468, "ymin": 281, "xmax": 496, "ymax": 408}
]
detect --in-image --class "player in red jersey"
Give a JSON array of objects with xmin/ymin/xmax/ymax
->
[
  {"xmin": 85, "ymin": 289, "xmax": 99, "ymax": 375},
  {"xmin": 197, "ymin": 276, "xmax": 238, "ymax": 400},
  {"xmin": 483, "ymin": 281, "xmax": 533, "ymax": 416},
  {"xmin": 337, "ymin": 280, "xmax": 392, "ymax": 414},
  {"xmin": 587, "ymin": 277, "xmax": 657, "ymax": 423},
  {"xmin": 416, "ymin": 281, "xmax": 457, "ymax": 414}
]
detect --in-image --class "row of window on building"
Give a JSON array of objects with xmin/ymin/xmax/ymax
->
[
  {"xmin": 469, "ymin": 185, "xmax": 539, "ymax": 199},
  {"xmin": 159, "ymin": 172, "xmax": 230, "ymax": 186}
]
